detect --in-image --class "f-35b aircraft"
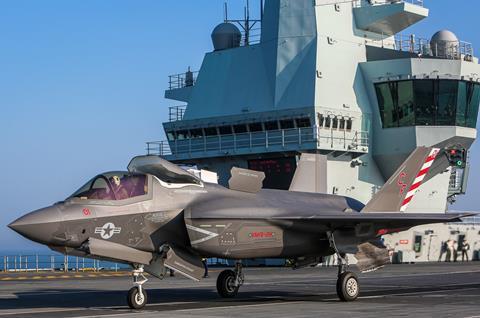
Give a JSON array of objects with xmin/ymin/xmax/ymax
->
[{"xmin": 9, "ymin": 147, "xmax": 469, "ymax": 309}]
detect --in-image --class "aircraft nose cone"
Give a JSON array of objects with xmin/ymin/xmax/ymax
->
[{"xmin": 8, "ymin": 206, "xmax": 63, "ymax": 245}]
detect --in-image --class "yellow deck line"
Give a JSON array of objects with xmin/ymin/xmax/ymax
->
[{"xmin": 0, "ymin": 271, "xmax": 130, "ymax": 281}]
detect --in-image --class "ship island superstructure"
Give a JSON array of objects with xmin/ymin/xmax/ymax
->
[{"xmin": 148, "ymin": 0, "xmax": 480, "ymax": 216}]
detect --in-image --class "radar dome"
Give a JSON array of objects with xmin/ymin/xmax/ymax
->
[
  {"xmin": 211, "ymin": 23, "xmax": 241, "ymax": 51},
  {"xmin": 430, "ymin": 30, "xmax": 460, "ymax": 58}
]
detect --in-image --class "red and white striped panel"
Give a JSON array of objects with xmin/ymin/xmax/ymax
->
[{"xmin": 400, "ymin": 148, "xmax": 441, "ymax": 212}]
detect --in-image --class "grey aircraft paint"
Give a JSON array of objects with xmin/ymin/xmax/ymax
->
[{"xmin": 8, "ymin": 147, "xmax": 471, "ymax": 307}]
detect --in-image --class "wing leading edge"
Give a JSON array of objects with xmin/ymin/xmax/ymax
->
[{"xmin": 269, "ymin": 212, "xmax": 472, "ymax": 234}]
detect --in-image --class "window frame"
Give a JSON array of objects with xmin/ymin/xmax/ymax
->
[
  {"xmin": 67, "ymin": 173, "xmax": 152, "ymax": 206},
  {"xmin": 375, "ymin": 79, "xmax": 480, "ymax": 129}
]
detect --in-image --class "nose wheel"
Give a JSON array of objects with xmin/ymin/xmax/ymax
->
[
  {"xmin": 217, "ymin": 261, "xmax": 244, "ymax": 298},
  {"xmin": 127, "ymin": 265, "xmax": 148, "ymax": 309}
]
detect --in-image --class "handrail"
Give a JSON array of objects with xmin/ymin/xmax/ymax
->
[
  {"xmin": 1, "ymin": 254, "xmax": 123, "ymax": 272},
  {"xmin": 169, "ymin": 105, "xmax": 187, "ymax": 122},
  {"xmin": 168, "ymin": 71, "xmax": 199, "ymax": 90},
  {"xmin": 146, "ymin": 126, "xmax": 369, "ymax": 156},
  {"xmin": 355, "ymin": 0, "xmax": 424, "ymax": 7},
  {"xmin": 394, "ymin": 34, "xmax": 474, "ymax": 60}
]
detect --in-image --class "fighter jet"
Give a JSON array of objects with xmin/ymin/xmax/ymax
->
[{"xmin": 8, "ymin": 147, "xmax": 470, "ymax": 309}]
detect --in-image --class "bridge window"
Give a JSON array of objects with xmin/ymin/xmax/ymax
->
[
  {"xmin": 233, "ymin": 124, "xmax": 247, "ymax": 133},
  {"xmin": 166, "ymin": 131, "xmax": 175, "ymax": 141},
  {"xmin": 414, "ymin": 80, "xmax": 435, "ymax": 126},
  {"xmin": 375, "ymin": 79, "xmax": 480, "ymax": 129},
  {"xmin": 324, "ymin": 116, "xmax": 331, "ymax": 128},
  {"xmin": 346, "ymin": 118, "xmax": 353, "ymax": 130},
  {"xmin": 295, "ymin": 117, "xmax": 311, "ymax": 128},
  {"xmin": 189, "ymin": 128, "xmax": 203, "ymax": 138},
  {"xmin": 248, "ymin": 122, "xmax": 263, "ymax": 132},
  {"xmin": 204, "ymin": 127, "xmax": 218, "ymax": 136},
  {"xmin": 332, "ymin": 117, "xmax": 339, "ymax": 129},
  {"xmin": 176, "ymin": 130, "xmax": 189, "ymax": 140},
  {"xmin": 280, "ymin": 119, "xmax": 294, "ymax": 129},
  {"xmin": 264, "ymin": 121, "xmax": 279, "ymax": 131},
  {"xmin": 218, "ymin": 125, "xmax": 233, "ymax": 135},
  {"xmin": 318, "ymin": 114, "xmax": 325, "ymax": 127}
]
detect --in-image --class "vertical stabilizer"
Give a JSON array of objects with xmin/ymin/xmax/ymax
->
[
  {"xmin": 362, "ymin": 147, "xmax": 441, "ymax": 212},
  {"xmin": 289, "ymin": 153, "xmax": 327, "ymax": 193}
]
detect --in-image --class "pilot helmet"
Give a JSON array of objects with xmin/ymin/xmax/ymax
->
[{"xmin": 110, "ymin": 175, "xmax": 121, "ymax": 186}]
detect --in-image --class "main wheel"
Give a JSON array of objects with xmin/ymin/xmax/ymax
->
[
  {"xmin": 216, "ymin": 269, "xmax": 239, "ymax": 298},
  {"xmin": 336, "ymin": 271, "xmax": 359, "ymax": 301},
  {"xmin": 127, "ymin": 286, "xmax": 148, "ymax": 309}
]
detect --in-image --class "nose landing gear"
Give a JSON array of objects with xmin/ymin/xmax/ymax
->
[
  {"xmin": 216, "ymin": 260, "xmax": 244, "ymax": 298},
  {"xmin": 127, "ymin": 265, "xmax": 148, "ymax": 309},
  {"xmin": 328, "ymin": 231, "xmax": 360, "ymax": 302}
]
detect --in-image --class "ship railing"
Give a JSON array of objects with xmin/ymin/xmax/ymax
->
[
  {"xmin": 169, "ymin": 105, "xmax": 187, "ymax": 122},
  {"xmin": 147, "ymin": 141, "xmax": 172, "ymax": 156},
  {"xmin": 146, "ymin": 126, "xmax": 369, "ymax": 156},
  {"xmin": 353, "ymin": 0, "xmax": 424, "ymax": 7},
  {"xmin": 168, "ymin": 70, "xmax": 199, "ymax": 90},
  {"xmin": 1, "ymin": 254, "xmax": 123, "ymax": 273},
  {"xmin": 240, "ymin": 27, "xmax": 261, "ymax": 46},
  {"xmin": 394, "ymin": 34, "xmax": 474, "ymax": 61},
  {"xmin": 448, "ymin": 167, "xmax": 463, "ymax": 195}
]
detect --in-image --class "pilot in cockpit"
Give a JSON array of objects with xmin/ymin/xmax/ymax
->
[{"xmin": 110, "ymin": 175, "xmax": 129, "ymax": 200}]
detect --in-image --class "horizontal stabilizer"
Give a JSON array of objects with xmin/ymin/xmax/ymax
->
[{"xmin": 228, "ymin": 167, "xmax": 265, "ymax": 193}]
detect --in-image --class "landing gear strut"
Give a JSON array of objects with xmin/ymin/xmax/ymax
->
[
  {"xmin": 327, "ymin": 231, "xmax": 360, "ymax": 301},
  {"xmin": 217, "ymin": 260, "xmax": 244, "ymax": 298},
  {"xmin": 127, "ymin": 265, "xmax": 148, "ymax": 309}
]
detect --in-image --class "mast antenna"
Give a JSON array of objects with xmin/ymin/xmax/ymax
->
[
  {"xmin": 224, "ymin": 2, "xmax": 228, "ymax": 22},
  {"xmin": 223, "ymin": 0, "xmax": 261, "ymax": 46},
  {"xmin": 260, "ymin": 0, "xmax": 264, "ymax": 21}
]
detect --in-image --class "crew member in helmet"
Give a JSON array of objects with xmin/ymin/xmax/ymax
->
[{"xmin": 110, "ymin": 175, "xmax": 129, "ymax": 200}]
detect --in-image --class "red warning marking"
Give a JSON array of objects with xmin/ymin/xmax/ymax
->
[
  {"xmin": 249, "ymin": 232, "xmax": 274, "ymax": 238},
  {"xmin": 401, "ymin": 196, "xmax": 413, "ymax": 206},
  {"xmin": 377, "ymin": 229, "xmax": 389, "ymax": 236},
  {"xmin": 400, "ymin": 148, "xmax": 440, "ymax": 212},
  {"xmin": 408, "ymin": 182, "xmax": 421, "ymax": 192},
  {"xmin": 397, "ymin": 172, "xmax": 407, "ymax": 194},
  {"xmin": 417, "ymin": 167, "xmax": 430, "ymax": 177}
]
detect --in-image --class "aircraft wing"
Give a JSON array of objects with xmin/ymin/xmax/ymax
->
[
  {"xmin": 268, "ymin": 212, "xmax": 472, "ymax": 235},
  {"xmin": 271, "ymin": 212, "xmax": 469, "ymax": 222}
]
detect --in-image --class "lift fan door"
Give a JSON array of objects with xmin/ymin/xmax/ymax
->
[{"xmin": 163, "ymin": 246, "xmax": 205, "ymax": 281}]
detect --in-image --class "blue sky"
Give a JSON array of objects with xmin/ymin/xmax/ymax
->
[{"xmin": 0, "ymin": 1, "xmax": 479, "ymax": 251}]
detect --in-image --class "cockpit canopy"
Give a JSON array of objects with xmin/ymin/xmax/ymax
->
[
  {"xmin": 70, "ymin": 172, "xmax": 147, "ymax": 201},
  {"xmin": 128, "ymin": 155, "xmax": 202, "ymax": 186}
]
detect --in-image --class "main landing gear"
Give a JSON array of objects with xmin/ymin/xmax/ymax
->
[
  {"xmin": 216, "ymin": 261, "xmax": 244, "ymax": 298},
  {"xmin": 127, "ymin": 265, "xmax": 148, "ymax": 309},
  {"xmin": 328, "ymin": 231, "xmax": 360, "ymax": 302}
]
